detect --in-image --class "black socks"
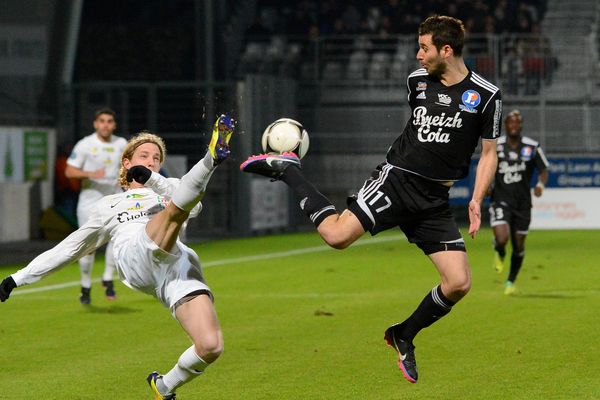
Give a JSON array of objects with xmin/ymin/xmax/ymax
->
[
  {"xmin": 399, "ymin": 285, "xmax": 455, "ymax": 342},
  {"xmin": 282, "ymin": 166, "xmax": 337, "ymax": 227},
  {"xmin": 508, "ymin": 252, "xmax": 524, "ymax": 282}
]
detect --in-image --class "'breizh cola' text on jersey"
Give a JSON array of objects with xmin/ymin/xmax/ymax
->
[
  {"xmin": 491, "ymin": 135, "xmax": 549, "ymax": 208},
  {"xmin": 387, "ymin": 68, "xmax": 502, "ymax": 181}
]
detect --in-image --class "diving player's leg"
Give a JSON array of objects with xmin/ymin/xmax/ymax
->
[
  {"xmin": 145, "ymin": 115, "xmax": 234, "ymax": 253},
  {"xmin": 149, "ymin": 295, "xmax": 223, "ymax": 398}
]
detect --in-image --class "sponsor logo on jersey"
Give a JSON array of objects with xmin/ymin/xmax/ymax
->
[
  {"xmin": 521, "ymin": 146, "xmax": 533, "ymax": 161},
  {"xmin": 416, "ymin": 91, "xmax": 426, "ymax": 100},
  {"xmin": 412, "ymin": 106, "xmax": 463, "ymax": 144},
  {"xmin": 127, "ymin": 202, "xmax": 143, "ymax": 211},
  {"xmin": 416, "ymin": 81, "xmax": 427, "ymax": 91},
  {"xmin": 461, "ymin": 90, "xmax": 481, "ymax": 106},
  {"xmin": 102, "ymin": 147, "xmax": 115, "ymax": 153},
  {"xmin": 117, "ymin": 210, "xmax": 148, "ymax": 223},
  {"xmin": 436, "ymin": 93, "xmax": 452, "ymax": 106},
  {"xmin": 459, "ymin": 90, "xmax": 481, "ymax": 113},
  {"xmin": 498, "ymin": 161, "xmax": 526, "ymax": 184}
]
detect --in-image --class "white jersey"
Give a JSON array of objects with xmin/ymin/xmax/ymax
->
[
  {"xmin": 67, "ymin": 133, "xmax": 127, "ymax": 209},
  {"xmin": 12, "ymin": 173, "xmax": 205, "ymax": 311}
]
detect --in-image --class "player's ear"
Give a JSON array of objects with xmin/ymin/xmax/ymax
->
[
  {"xmin": 441, "ymin": 44, "xmax": 453, "ymax": 58},
  {"xmin": 122, "ymin": 158, "xmax": 132, "ymax": 169}
]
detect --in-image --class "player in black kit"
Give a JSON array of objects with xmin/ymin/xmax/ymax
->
[
  {"xmin": 241, "ymin": 15, "xmax": 501, "ymax": 383},
  {"xmin": 489, "ymin": 110, "xmax": 549, "ymax": 295}
]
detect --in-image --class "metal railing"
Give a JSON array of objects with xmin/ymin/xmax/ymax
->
[{"xmin": 238, "ymin": 32, "xmax": 596, "ymax": 99}]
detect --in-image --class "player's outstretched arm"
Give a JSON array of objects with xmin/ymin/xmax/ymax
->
[
  {"xmin": 6, "ymin": 217, "xmax": 109, "ymax": 294},
  {"xmin": 469, "ymin": 139, "xmax": 498, "ymax": 237}
]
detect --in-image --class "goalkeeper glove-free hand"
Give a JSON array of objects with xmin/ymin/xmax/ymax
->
[
  {"xmin": 126, "ymin": 165, "xmax": 152, "ymax": 184},
  {"xmin": 0, "ymin": 276, "xmax": 16, "ymax": 302}
]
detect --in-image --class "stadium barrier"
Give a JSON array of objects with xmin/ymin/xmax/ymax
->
[{"xmin": 0, "ymin": 126, "xmax": 56, "ymax": 242}]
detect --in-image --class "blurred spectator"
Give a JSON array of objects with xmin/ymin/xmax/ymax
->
[
  {"xmin": 245, "ymin": 14, "xmax": 273, "ymax": 41},
  {"xmin": 54, "ymin": 142, "xmax": 80, "ymax": 229}
]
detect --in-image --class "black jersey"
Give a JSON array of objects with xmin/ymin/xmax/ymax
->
[
  {"xmin": 386, "ymin": 68, "xmax": 502, "ymax": 181},
  {"xmin": 491, "ymin": 135, "xmax": 549, "ymax": 209}
]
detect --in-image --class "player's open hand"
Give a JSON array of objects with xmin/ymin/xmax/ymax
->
[{"xmin": 468, "ymin": 199, "xmax": 481, "ymax": 238}]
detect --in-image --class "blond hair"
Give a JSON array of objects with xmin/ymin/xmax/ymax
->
[{"xmin": 119, "ymin": 131, "xmax": 167, "ymax": 187}]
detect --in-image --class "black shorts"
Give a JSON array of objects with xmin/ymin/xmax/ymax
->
[
  {"xmin": 347, "ymin": 163, "xmax": 465, "ymax": 255},
  {"xmin": 489, "ymin": 201, "xmax": 531, "ymax": 234}
]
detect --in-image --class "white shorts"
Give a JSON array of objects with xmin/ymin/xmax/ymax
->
[{"xmin": 114, "ymin": 226, "xmax": 211, "ymax": 316}]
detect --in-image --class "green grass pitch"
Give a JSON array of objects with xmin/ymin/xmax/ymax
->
[{"xmin": 1, "ymin": 228, "xmax": 599, "ymax": 399}]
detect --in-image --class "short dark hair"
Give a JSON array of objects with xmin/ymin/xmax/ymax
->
[
  {"xmin": 419, "ymin": 15, "xmax": 465, "ymax": 57},
  {"xmin": 94, "ymin": 107, "xmax": 116, "ymax": 121}
]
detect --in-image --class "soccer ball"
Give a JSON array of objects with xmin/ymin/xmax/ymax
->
[{"xmin": 261, "ymin": 118, "xmax": 310, "ymax": 158}]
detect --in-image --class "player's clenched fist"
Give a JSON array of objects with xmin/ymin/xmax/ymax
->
[
  {"xmin": 126, "ymin": 165, "xmax": 152, "ymax": 184},
  {"xmin": 0, "ymin": 276, "xmax": 16, "ymax": 302}
]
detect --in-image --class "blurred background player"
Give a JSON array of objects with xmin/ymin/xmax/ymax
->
[
  {"xmin": 65, "ymin": 107, "xmax": 127, "ymax": 304},
  {"xmin": 0, "ymin": 115, "xmax": 234, "ymax": 400},
  {"xmin": 489, "ymin": 109, "xmax": 549, "ymax": 295},
  {"xmin": 242, "ymin": 15, "xmax": 501, "ymax": 384}
]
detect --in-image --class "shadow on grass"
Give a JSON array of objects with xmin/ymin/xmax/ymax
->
[{"xmin": 81, "ymin": 304, "xmax": 142, "ymax": 314}]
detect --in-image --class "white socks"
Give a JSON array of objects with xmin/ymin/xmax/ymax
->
[
  {"xmin": 172, "ymin": 152, "xmax": 216, "ymax": 212},
  {"xmin": 159, "ymin": 345, "xmax": 209, "ymax": 395},
  {"xmin": 79, "ymin": 253, "xmax": 94, "ymax": 288}
]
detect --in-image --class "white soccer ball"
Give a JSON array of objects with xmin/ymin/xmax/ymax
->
[{"xmin": 261, "ymin": 118, "xmax": 310, "ymax": 158}]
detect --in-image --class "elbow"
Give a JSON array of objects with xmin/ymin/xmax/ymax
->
[
  {"xmin": 64, "ymin": 168, "xmax": 76, "ymax": 179},
  {"xmin": 320, "ymin": 231, "xmax": 351, "ymax": 250}
]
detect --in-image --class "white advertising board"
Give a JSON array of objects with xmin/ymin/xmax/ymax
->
[{"xmin": 531, "ymin": 188, "xmax": 600, "ymax": 229}]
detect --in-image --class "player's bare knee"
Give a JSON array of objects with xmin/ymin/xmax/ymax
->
[
  {"xmin": 452, "ymin": 278, "xmax": 471, "ymax": 299},
  {"xmin": 496, "ymin": 235, "xmax": 509, "ymax": 246},
  {"xmin": 444, "ymin": 275, "xmax": 471, "ymax": 300},
  {"xmin": 194, "ymin": 334, "xmax": 223, "ymax": 362}
]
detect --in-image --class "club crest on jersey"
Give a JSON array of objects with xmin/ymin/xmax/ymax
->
[
  {"xmin": 436, "ymin": 93, "xmax": 452, "ymax": 106},
  {"xmin": 460, "ymin": 90, "xmax": 481, "ymax": 113},
  {"xmin": 521, "ymin": 146, "xmax": 533, "ymax": 161},
  {"xmin": 416, "ymin": 81, "xmax": 427, "ymax": 91}
]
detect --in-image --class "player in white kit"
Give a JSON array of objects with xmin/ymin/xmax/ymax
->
[
  {"xmin": 0, "ymin": 115, "xmax": 235, "ymax": 400},
  {"xmin": 65, "ymin": 108, "xmax": 127, "ymax": 304}
]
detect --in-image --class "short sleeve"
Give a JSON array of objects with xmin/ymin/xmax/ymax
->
[
  {"xmin": 67, "ymin": 139, "xmax": 88, "ymax": 169},
  {"xmin": 534, "ymin": 146, "xmax": 549, "ymax": 170},
  {"xmin": 481, "ymin": 91, "xmax": 502, "ymax": 140}
]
